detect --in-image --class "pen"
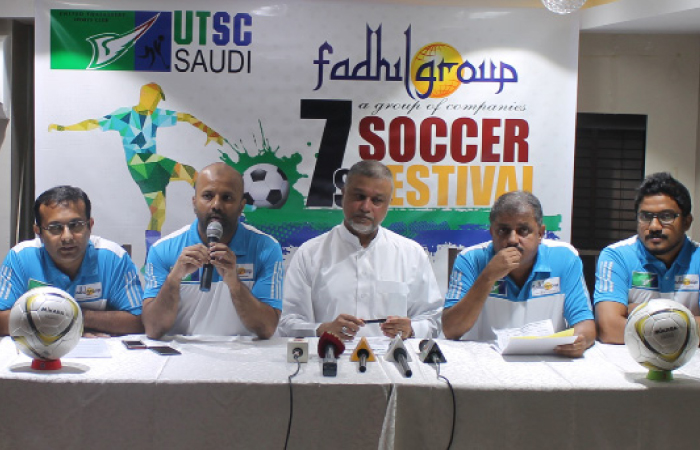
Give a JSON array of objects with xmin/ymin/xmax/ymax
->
[{"xmin": 363, "ymin": 318, "xmax": 387, "ymax": 324}]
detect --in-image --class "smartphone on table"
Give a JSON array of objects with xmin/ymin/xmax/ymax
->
[
  {"xmin": 148, "ymin": 346, "xmax": 182, "ymax": 356},
  {"xmin": 122, "ymin": 340, "xmax": 147, "ymax": 350}
]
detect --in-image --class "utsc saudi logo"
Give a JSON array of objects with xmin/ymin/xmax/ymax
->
[
  {"xmin": 50, "ymin": 10, "xmax": 252, "ymax": 72},
  {"xmin": 51, "ymin": 10, "xmax": 172, "ymax": 71}
]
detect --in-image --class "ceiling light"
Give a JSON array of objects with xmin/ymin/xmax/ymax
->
[{"xmin": 541, "ymin": 0, "xmax": 587, "ymax": 14}]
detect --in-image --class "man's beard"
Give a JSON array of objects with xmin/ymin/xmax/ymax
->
[{"xmin": 347, "ymin": 218, "xmax": 377, "ymax": 235}]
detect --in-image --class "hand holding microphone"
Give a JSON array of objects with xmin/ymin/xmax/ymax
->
[{"xmin": 200, "ymin": 221, "xmax": 223, "ymax": 292}]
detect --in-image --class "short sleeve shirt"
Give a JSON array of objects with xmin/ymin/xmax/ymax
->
[
  {"xmin": 0, "ymin": 236, "xmax": 143, "ymax": 314},
  {"xmin": 144, "ymin": 219, "xmax": 284, "ymax": 336},
  {"xmin": 445, "ymin": 239, "xmax": 593, "ymax": 341}
]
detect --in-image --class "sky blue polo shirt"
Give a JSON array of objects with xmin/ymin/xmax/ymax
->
[
  {"xmin": 144, "ymin": 219, "xmax": 283, "ymax": 336},
  {"xmin": 594, "ymin": 235, "xmax": 700, "ymax": 315},
  {"xmin": 445, "ymin": 239, "xmax": 593, "ymax": 341},
  {"xmin": 0, "ymin": 236, "xmax": 143, "ymax": 314}
]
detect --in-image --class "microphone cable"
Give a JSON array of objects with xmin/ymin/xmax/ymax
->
[
  {"xmin": 284, "ymin": 349, "xmax": 303, "ymax": 450},
  {"xmin": 434, "ymin": 358, "xmax": 456, "ymax": 450}
]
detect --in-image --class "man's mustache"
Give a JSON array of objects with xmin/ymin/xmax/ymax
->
[
  {"xmin": 506, "ymin": 243, "xmax": 524, "ymax": 253},
  {"xmin": 645, "ymin": 232, "xmax": 667, "ymax": 241}
]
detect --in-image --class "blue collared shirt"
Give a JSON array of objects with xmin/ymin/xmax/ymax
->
[
  {"xmin": 0, "ymin": 236, "xmax": 143, "ymax": 314},
  {"xmin": 445, "ymin": 239, "xmax": 593, "ymax": 341},
  {"xmin": 144, "ymin": 219, "xmax": 283, "ymax": 336},
  {"xmin": 594, "ymin": 235, "xmax": 700, "ymax": 315}
]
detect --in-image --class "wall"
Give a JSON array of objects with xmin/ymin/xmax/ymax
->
[
  {"xmin": 0, "ymin": 20, "xmax": 12, "ymax": 259},
  {"xmin": 578, "ymin": 33, "xmax": 700, "ymax": 238}
]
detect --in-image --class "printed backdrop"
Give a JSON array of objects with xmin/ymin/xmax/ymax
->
[{"xmin": 35, "ymin": 0, "xmax": 580, "ymax": 292}]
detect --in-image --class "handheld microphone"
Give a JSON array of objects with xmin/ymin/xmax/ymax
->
[
  {"xmin": 419, "ymin": 339, "xmax": 447, "ymax": 364},
  {"xmin": 200, "ymin": 221, "xmax": 223, "ymax": 292},
  {"xmin": 386, "ymin": 336, "xmax": 413, "ymax": 378},
  {"xmin": 350, "ymin": 337, "xmax": 377, "ymax": 373},
  {"xmin": 318, "ymin": 332, "xmax": 345, "ymax": 377}
]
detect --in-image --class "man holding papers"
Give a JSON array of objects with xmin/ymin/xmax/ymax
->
[
  {"xmin": 442, "ymin": 191, "xmax": 595, "ymax": 357},
  {"xmin": 278, "ymin": 160, "xmax": 442, "ymax": 341},
  {"xmin": 594, "ymin": 173, "xmax": 700, "ymax": 344}
]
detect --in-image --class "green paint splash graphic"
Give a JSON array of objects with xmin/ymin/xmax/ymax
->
[{"xmin": 219, "ymin": 121, "xmax": 562, "ymax": 251}]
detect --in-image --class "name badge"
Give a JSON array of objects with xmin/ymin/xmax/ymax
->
[
  {"xmin": 675, "ymin": 274, "xmax": 699, "ymax": 291},
  {"xmin": 74, "ymin": 282, "xmax": 103, "ymax": 300},
  {"xmin": 632, "ymin": 271, "xmax": 658, "ymax": 289},
  {"xmin": 531, "ymin": 277, "xmax": 561, "ymax": 297},
  {"xmin": 236, "ymin": 264, "xmax": 254, "ymax": 280}
]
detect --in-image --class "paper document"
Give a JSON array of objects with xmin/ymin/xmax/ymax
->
[
  {"xmin": 64, "ymin": 339, "xmax": 112, "ymax": 358},
  {"xmin": 343, "ymin": 336, "xmax": 392, "ymax": 356},
  {"xmin": 492, "ymin": 320, "xmax": 577, "ymax": 355}
]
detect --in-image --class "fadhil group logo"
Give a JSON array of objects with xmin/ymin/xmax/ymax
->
[{"xmin": 51, "ymin": 10, "xmax": 172, "ymax": 72}]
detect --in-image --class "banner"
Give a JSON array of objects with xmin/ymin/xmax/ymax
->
[{"xmin": 35, "ymin": 0, "xmax": 579, "ymax": 292}]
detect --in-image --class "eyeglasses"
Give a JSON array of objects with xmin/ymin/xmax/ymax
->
[
  {"xmin": 41, "ymin": 220, "xmax": 88, "ymax": 236},
  {"xmin": 637, "ymin": 211, "xmax": 680, "ymax": 225}
]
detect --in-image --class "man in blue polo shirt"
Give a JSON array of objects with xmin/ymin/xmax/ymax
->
[
  {"xmin": 142, "ymin": 162, "xmax": 283, "ymax": 339},
  {"xmin": 442, "ymin": 191, "xmax": 595, "ymax": 357},
  {"xmin": 595, "ymin": 172, "xmax": 700, "ymax": 344},
  {"xmin": 0, "ymin": 186, "xmax": 144, "ymax": 336}
]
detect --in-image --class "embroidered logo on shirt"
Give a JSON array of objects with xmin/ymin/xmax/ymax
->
[
  {"xmin": 237, "ymin": 264, "xmax": 254, "ymax": 280},
  {"xmin": 74, "ymin": 282, "xmax": 103, "ymax": 300},
  {"xmin": 632, "ymin": 272, "xmax": 658, "ymax": 289},
  {"xmin": 490, "ymin": 280, "xmax": 507, "ymax": 296},
  {"xmin": 531, "ymin": 277, "xmax": 561, "ymax": 296},
  {"xmin": 675, "ymin": 274, "xmax": 699, "ymax": 291},
  {"xmin": 28, "ymin": 279, "xmax": 50, "ymax": 290}
]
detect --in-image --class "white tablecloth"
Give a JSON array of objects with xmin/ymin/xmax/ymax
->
[{"xmin": 1, "ymin": 336, "xmax": 700, "ymax": 450}]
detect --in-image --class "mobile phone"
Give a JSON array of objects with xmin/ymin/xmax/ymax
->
[
  {"xmin": 122, "ymin": 340, "xmax": 147, "ymax": 350},
  {"xmin": 148, "ymin": 346, "xmax": 182, "ymax": 356}
]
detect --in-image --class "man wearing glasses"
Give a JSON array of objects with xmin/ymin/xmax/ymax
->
[
  {"xmin": 594, "ymin": 172, "xmax": 700, "ymax": 344},
  {"xmin": 0, "ymin": 186, "xmax": 144, "ymax": 336}
]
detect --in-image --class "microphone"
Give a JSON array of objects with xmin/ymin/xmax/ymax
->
[
  {"xmin": 200, "ymin": 221, "xmax": 223, "ymax": 292},
  {"xmin": 318, "ymin": 332, "xmax": 345, "ymax": 377},
  {"xmin": 386, "ymin": 336, "xmax": 412, "ymax": 378},
  {"xmin": 419, "ymin": 339, "xmax": 447, "ymax": 364},
  {"xmin": 350, "ymin": 337, "xmax": 377, "ymax": 373}
]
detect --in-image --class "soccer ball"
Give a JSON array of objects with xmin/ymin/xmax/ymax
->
[
  {"xmin": 9, "ymin": 287, "xmax": 83, "ymax": 361},
  {"xmin": 624, "ymin": 299, "xmax": 699, "ymax": 373},
  {"xmin": 242, "ymin": 163, "xmax": 290, "ymax": 209}
]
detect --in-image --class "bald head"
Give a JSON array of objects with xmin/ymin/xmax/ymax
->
[
  {"xmin": 196, "ymin": 162, "xmax": 243, "ymax": 192},
  {"xmin": 193, "ymin": 162, "xmax": 246, "ymax": 243}
]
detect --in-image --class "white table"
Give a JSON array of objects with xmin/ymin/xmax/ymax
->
[
  {"xmin": 1, "ymin": 337, "xmax": 699, "ymax": 450},
  {"xmin": 0, "ymin": 336, "xmax": 392, "ymax": 450},
  {"xmin": 385, "ymin": 340, "xmax": 700, "ymax": 450}
]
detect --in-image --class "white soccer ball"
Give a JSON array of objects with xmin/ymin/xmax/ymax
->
[
  {"xmin": 624, "ymin": 299, "xmax": 699, "ymax": 372},
  {"xmin": 9, "ymin": 287, "xmax": 83, "ymax": 361},
  {"xmin": 242, "ymin": 163, "xmax": 290, "ymax": 209}
]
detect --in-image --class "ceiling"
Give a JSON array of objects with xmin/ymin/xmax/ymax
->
[
  {"xmin": 1, "ymin": 0, "xmax": 700, "ymax": 34},
  {"xmin": 581, "ymin": 0, "xmax": 700, "ymax": 34}
]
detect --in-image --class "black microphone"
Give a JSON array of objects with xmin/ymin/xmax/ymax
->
[
  {"xmin": 386, "ymin": 336, "xmax": 412, "ymax": 378},
  {"xmin": 394, "ymin": 347, "xmax": 412, "ymax": 377},
  {"xmin": 318, "ymin": 332, "xmax": 345, "ymax": 377},
  {"xmin": 419, "ymin": 339, "xmax": 447, "ymax": 364},
  {"xmin": 357, "ymin": 349, "xmax": 369, "ymax": 373},
  {"xmin": 350, "ymin": 337, "xmax": 376, "ymax": 373},
  {"xmin": 200, "ymin": 221, "xmax": 223, "ymax": 292}
]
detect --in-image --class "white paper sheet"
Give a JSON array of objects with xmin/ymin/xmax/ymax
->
[
  {"xmin": 64, "ymin": 339, "xmax": 112, "ymax": 358},
  {"xmin": 499, "ymin": 335, "xmax": 578, "ymax": 355}
]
